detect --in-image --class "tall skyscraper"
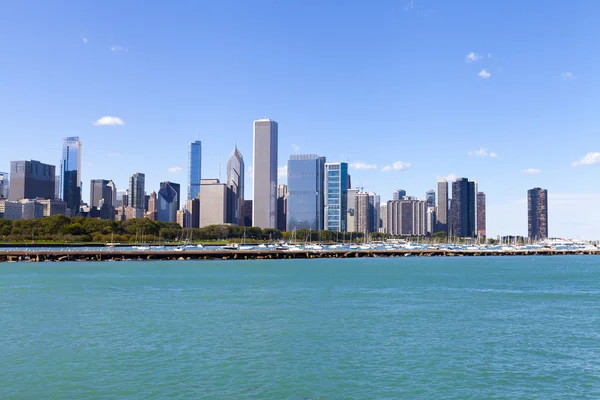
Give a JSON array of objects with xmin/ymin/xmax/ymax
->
[
  {"xmin": 90, "ymin": 179, "xmax": 115, "ymax": 219},
  {"xmin": 286, "ymin": 154, "xmax": 325, "ymax": 231},
  {"xmin": 451, "ymin": 178, "xmax": 478, "ymax": 238},
  {"xmin": 0, "ymin": 171, "xmax": 9, "ymax": 199},
  {"xmin": 324, "ymin": 162, "xmax": 349, "ymax": 232},
  {"xmin": 436, "ymin": 179, "xmax": 448, "ymax": 233},
  {"xmin": 426, "ymin": 190, "xmax": 436, "ymax": 208},
  {"xmin": 146, "ymin": 191, "xmax": 157, "ymax": 220},
  {"xmin": 393, "ymin": 189, "xmax": 407, "ymax": 201},
  {"xmin": 128, "ymin": 173, "xmax": 145, "ymax": 211},
  {"xmin": 157, "ymin": 181, "xmax": 181, "ymax": 223},
  {"xmin": 188, "ymin": 140, "xmax": 202, "ymax": 200},
  {"xmin": 346, "ymin": 188, "xmax": 358, "ymax": 233},
  {"xmin": 528, "ymin": 187, "xmax": 548, "ymax": 240},
  {"xmin": 477, "ymin": 192, "xmax": 486, "ymax": 238},
  {"xmin": 8, "ymin": 160, "xmax": 55, "ymax": 201},
  {"xmin": 253, "ymin": 119, "xmax": 278, "ymax": 229},
  {"xmin": 355, "ymin": 192, "xmax": 374, "ymax": 235},
  {"xmin": 277, "ymin": 184, "xmax": 287, "ymax": 231},
  {"xmin": 200, "ymin": 179, "xmax": 227, "ymax": 227},
  {"xmin": 60, "ymin": 137, "xmax": 82, "ymax": 216},
  {"xmin": 226, "ymin": 146, "xmax": 244, "ymax": 225},
  {"xmin": 185, "ymin": 198, "xmax": 200, "ymax": 228}
]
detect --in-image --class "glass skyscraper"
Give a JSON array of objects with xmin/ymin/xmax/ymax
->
[
  {"xmin": 188, "ymin": 140, "xmax": 202, "ymax": 200},
  {"xmin": 157, "ymin": 181, "xmax": 181, "ymax": 222},
  {"xmin": 226, "ymin": 146, "xmax": 244, "ymax": 225},
  {"xmin": 60, "ymin": 136, "xmax": 82, "ymax": 216},
  {"xmin": 128, "ymin": 173, "xmax": 145, "ymax": 210},
  {"xmin": 286, "ymin": 154, "xmax": 325, "ymax": 231},
  {"xmin": 528, "ymin": 187, "xmax": 548, "ymax": 240},
  {"xmin": 324, "ymin": 162, "xmax": 348, "ymax": 232}
]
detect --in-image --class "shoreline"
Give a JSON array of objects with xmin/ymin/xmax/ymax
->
[{"xmin": 1, "ymin": 248, "xmax": 599, "ymax": 262}]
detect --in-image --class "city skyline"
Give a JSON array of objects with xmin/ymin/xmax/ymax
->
[{"xmin": 0, "ymin": 2, "xmax": 597, "ymax": 238}]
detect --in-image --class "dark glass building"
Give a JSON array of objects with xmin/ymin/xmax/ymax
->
[
  {"xmin": 451, "ymin": 178, "xmax": 478, "ymax": 238},
  {"xmin": 286, "ymin": 154, "xmax": 325, "ymax": 231},
  {"xmin": 528, "ymin": 187, "xmax": 548, "ymax": 240},
  {"xmin": 8, "ymin": 160, "xmax": 55, "ymax": 201},
  {"xmin": 128, "ymin": 173, "xmax": 145, "ymax": 211},
  {"xmin": 157, "ymin": 181, "xmax": 181, "ymax": 223},
  {"xmin": 90, "ymin": 179, "xmax": 116, "ymax": 220},
  {"xmin": 60, "ymin": 137, "xmax": 82, "ymax": 216}
]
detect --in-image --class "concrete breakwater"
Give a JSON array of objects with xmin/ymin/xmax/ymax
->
[{"xmin": 1, "ymin": 248, "xmax": 599, "ymax": 262}]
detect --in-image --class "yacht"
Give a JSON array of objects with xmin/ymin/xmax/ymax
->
[{"xmin": 222, "ymin": 244, "xmax": 239, "ymax": 250}]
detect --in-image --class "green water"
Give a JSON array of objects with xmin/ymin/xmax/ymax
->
[{"xmin": 1, "ymin": 257, "xmax": 599, "ymax": 399}]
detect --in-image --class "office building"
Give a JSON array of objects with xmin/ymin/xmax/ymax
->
[
  {"xmin": 277, "ymin": 184, "xmax": 287, "ymax": 231},
  {"xmin": 451, "ymin": 178, "xmax": 478, "ymax": 238},
  {"xmin": 60, "ymin": 136, "xmax": 82, "ymax": 216},
  {"xmin": 346, "ymin": 188, "xmax": 358, "ymax": 233},
  {"xmin": 0, "ymin": 200, "xmax": 22, "ymax": 220},
  {"xmin": 286, "ymin": 154, "xmax": 325, "ymax": 231},
  {"xmin": 243, "ymin": 200, "xmax": 253, "ymax": 227},
  {"xmin": 0, "ymin": 172, "xmax": 8, "ymax": 199},
  {"xmin": 188, "ymin": 140, "xmax": 202, "ymax": 201},
  {"xmin": 370, "ymin": 194, "xmax": 381, "ymax": 233},
  {"xmin": 176, "ymin": 209, "xmax": 186, "ymax": 228},
  {"xmin": 185, "ymin": 198, "xmax": 200, "ymax": 228},
  {"xmin": 20, "ymin": 199, "xmax": 44, "ymax": 219},
  {"xmin": 436, "ymin": 179, "xmax": 448, "ymax": 233},
  {"xmin": 37, "ymin": 199, "xmax": 67, "ymax": 217},
  {"xmin": 253, "ymin": 119, "xmax": 278, "ymax": 229},
  {"xmin": 157, "ymin": 181, "xmax": 181, "ymax": 223},
  {"xmin": 324, "ymin": 162, "xmax": 348, "ymax": 232},
  {"xmin": 426, "ymin": 206, "xmax": 436, "ymax": 235},
  {"xmin": 146, "ymin": 191, "xmax": 157, "ymax": 220},
  {"xmin": 128, "ymin": 173, "xmax": 145, "ymax": 211},
  {"xmin": 477, "ymin": 192, "xmax": 486, "ymax": 238},
  {"xmin": 393, "ymin": 189, "xmax": 407, "ymax": 201},
  {"xmin": 8, "ymin": 160, "xmax": 55, "ymax": 201},
  {"xmin": 226, "ymin": 146, "xmax": 244, "ymax": 225},
  {"xmin": 528, "ymin": 187, "xmax": 548, "ymax": 240},
  {"xmin": 200, "ymin": 179, "xmax": 227, "ymax": 227},
  {"xmin": 90, "ymin": 179, "xmax": 116, "ymax": 220},
  {"xmin": 380, "ymin": 204, "xmax": 388, "ymax": 234},
  {"xmin": 386, "ymin": 199, "xmax": 427, "ymax": 236},
  {"xmin": 426, "ymin": 190, "xmax": 436, "ymax": 208}
]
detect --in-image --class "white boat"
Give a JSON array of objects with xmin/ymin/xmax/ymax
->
[
  {"xmin": 239, "ymin": 245, "xmax": 255, "ymax": 250},
  {"xmin": 305, "ymin": 244, "xmax": 324, "ymax": 250},
  {"xmin": 174, "ymin": 246, "xmax": 185, "ymax": 252},
  {"xmin": 222, "ymin": 244, "xmax": 239, "ymax": 250}
]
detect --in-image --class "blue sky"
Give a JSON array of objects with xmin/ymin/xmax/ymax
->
[{"xmin": 1, "ymin": 0, "xmax": 599, "ymax": 238}]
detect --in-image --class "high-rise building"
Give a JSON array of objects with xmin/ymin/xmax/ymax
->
[
  {"xmin": 243, "ymin": 200, "xmax": 253, "ymax": 227},
  {"xmin": 60, "ymin": 137, "xmax": 82, "ymax": 216},
  {"xmin": 386, "ymin": 199, "xmax": 427, "ymax": 236},
  {"xmin": 451, "ymin": 178, "xmax": 478, "ymax": 238},
  {"xmin": 185, "ymin": 198, "xmax": 200, "ymax": 228},
  {"xmin": 277, "ymin": 184, "xmax": 287, "ymax": 231},
  {"xmin": 324, "ymin": 162, "xmax": 349, "ymax": 232},
  {"xmin": 200, "ymin": 179, "xmax": 227, "ymax": 227},
  {"xmin": 426, "ymin": 206, "xmax": 436, "ymax": 235},
  {"xmin": 128, "ymin": 173, "xmax": 145, "ymax": 211},
  {"xmin": 393, "ymin": 189, "xmax": 407, "ymax": 201},
  {"xmin": 436, "ymin": 179, "xmax": 448, "ymax": 233},
  {"xmin": 157, "ymin": 181, "xmax": 180, "ymax": 223},
  {"xmin": 528, "ymin": 187, "xmax": 548, "ymax": 240},
  {"xmin": 146, "ymin": 191, "xmax": 157, "ymax": 220},
  {"xmin": 370, "ymin": 194, "xmax": 381, "ymax": 233},
  {"xmin": 226, "ymin": 146, "xmax": 244, "ymax": 225},
  {"xmin": 426, "ymin": 190, "xmax": 436, "ymax": 208},
  {"xmin": 90, "ymin": 179, "xmax": 115, "ymax": 220},
  {"xmin": 8, "ymin": 160, "xmax": 55, "ymax": 201},
  {"xmin": 380, "ymin": 204, "xmax": 388, "ymax": 234},
  {"xmin": 188, "ymin": 140, "xmax": 202, "ymax": 200},
  {"xmin": 355, "ymin": 192, "xmax": 373, "ymax": 235},
  {"xmin": 0, "ymin": 172, "xmax": 8, "ymax": 199},
  {"xmin": 286, "ymin": 154, "xmax": 325, "ymax": 231},
  {"xmin": 346, "ymin": 188, "xmax": 358, "ymax": 233},
  {"xmin": 253, "ymin": 119, "xmax": 278, "ymax": 229},
  {"xmin": 477, "ymin": 192, "xmax": 486, "ymax": 238}
]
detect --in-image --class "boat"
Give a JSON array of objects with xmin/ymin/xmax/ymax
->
[
  {"xmin": 174, "ymin": 246, "xmax": 185, "ymax": 252},
  {"xmin": 222, "ymin": 244, "xmax": 239, "ymax": 250}
]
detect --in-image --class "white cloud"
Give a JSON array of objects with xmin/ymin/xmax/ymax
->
[
  {"xmin": 404, "ymin": 0, "xmax": 415, "ymax": 10},
  {"xmin": 292, "ymin": 144, "xmax": 301, "ymax": 153},
  {"xmin": 465, "ymin": 52, "xmax": 482, "ymax": 63},
  {"xmin": 168, "ymin": 166, "xmax": 183, "ymax": 173},
  {"xmin": 381, "ymin": 160, "xmax": 412, "ymax": 172},
  {"xmin": 478, "ymin": 69, "xmax": 491, "ymax": 79},
  {"xmin": 82, "ymin": 37, "xmax": 88, "ymax": 44},
  {"xmin": 468, "ymin": 147, "xmax": 497, "ymax": 158},
  {"xmin": 572, "ymin": 152, "xmax": 600, "ymax": 167},
  {"xmin": 278, "ymin": 165, "xmax": 288, "ymax": 179},
  {"xmin": 523, "ymin": 168, "xmax": 541, "ymax": 175},
  {"xmin": 561, "ymin": 72, "xmax": 576, "ymax": 80},
  {"xmin": 93, "ymin": 116, "xmax": 125, "ymax": 126},
  {"xmin": 110, "ymin": 45, "xmax": 128, "ymax": 52},
  {"xmin": 107, "ymin": 152, "xmax": 121, "ymax": 158},
  {"xmin": 438, "ymin": 173, "xmax": 458, "ymax": 182},
  {"xmin": 349, "ymin": 161, "xmax": 377, "ymax": 170}
]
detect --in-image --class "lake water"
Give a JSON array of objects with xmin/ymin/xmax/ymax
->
[{"xmin": 1, "ymin": 256, "xmax": 599, "ymax": 399}]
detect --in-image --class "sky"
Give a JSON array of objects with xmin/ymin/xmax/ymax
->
[{"xmin": 0, "ymin": 0, "xmax": 599, "ymax": 239}]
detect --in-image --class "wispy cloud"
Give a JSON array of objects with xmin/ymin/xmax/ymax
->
[
  {"xmin": 278, "ymin": 165, "xmax": 288, "ymax": 179},
  {"xmin": 465, "ymin": 52, "xmax": 482, "ymax": 63},
  {"xmin": 468, "ymin": 147, "xmax": 497, "ymax": 158},
  {"xmin": 381, "ymin": 160, "xmax": 412, "ymax": 172},
  {"xmin": 572, "ymin": 152, "xmax": 600, "ymax": 167},
  {"xmin": 442, "ymin": 173, "xmax": 458, "ymax": 182},
  {"xmin": 292, "ymin": 144, "xmax": 301, "ymax": 153},
  {"xmin": 404, "ymin": 0, "xmax": 416, "ymax": 10},
  {"xmin": 349, "ymin": 161, "xmax": 377, "ymax": 170},
  {"xmin": 110, "ymin": 45, "xmax": 128, "ymax": 52},
  {"xmin": 478, "ymin": 69, "xmax": 491, "ymax": 79},
  {"xmin": 523, "ymin": 168, "xmax": 541, "ymax": 175},
  {"xmin": 107, "ymin": 152, "xmax": 121, "ymax": 158},
  {"xmin": 561, "ymin": 72, "xmax": 576, "ymax": 80},
  {"xmin": 82, "ymin": 37, "xmax": 88, "ymax": 44},
  {"xmin": 93, "ymin": 116, "xmax": 125, "ymax": 126},
  {"xmin": 168, "ymin": 166, "xmax": 183, "ymax": 173}
]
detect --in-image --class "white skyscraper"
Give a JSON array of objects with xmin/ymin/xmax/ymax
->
[{"xmin": 252, "ymin": 119, "xmax": 278, "ymax": 229}]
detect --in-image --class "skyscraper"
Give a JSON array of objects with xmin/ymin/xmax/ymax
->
[
  {"xmin": 185, "ymin": 198, "xmax": 200, "ymax": 228},
  {"xmin": 528, "ymin": 187, "xmax": 548, "ymax": 240},
  {"xmin": 8, "ymin": 160, "xmax": 55, "ymax": 201},
  {"xmin": 426, "ymin": 190, "xmax": 436, "ymax": 208},
  {"xmin": 393, "ymin": 189, "xmax": 407, "ymax": 201},
  {"xmin": 157, "ymin": 181, "xmax": 181, "ymax": 223},
  {"xmin": 226, "ymin": 146, "xmax": 244, "ymax": 225},
  {"xmin": 146, "ymin": 191, "xmax": 157, "ymax": 220},
  {"xmin": 0, "ymin": 171, "xmax": 9, "ymax": 199},
  {"xmin": 277, "ymin": 184, "xmax": 287, "ymax": 231},
  {"xmin": 128, "ymin": 173, "xmax": 145, "ymax": 211},
  {"xmin": 60, "ymin": 137, "xmax": 82, "ymax": 216},
  {"xmin": 477, "ymin": 192, "xmax": 486, "ymax": 238},
  {"xmin": 286, "ymin": 154, "xmax": 325, "ymax": 231},
  {"xmin": 355, "ymin": 192, "xmax": 373, "ymax": 235},
  {"xmin": 253, "ymin": 119, "xmax": 278, "ymax": 229},
  {"xmin": 386, "ymin": 199, "xmax": 427, "ymax": 236},
  {"xmin": 90, "ymin": 179, "xmax": 115, "ymax": 220},
  {"xmin": 200, "ymin": 179, "xmax": 228, "ymax": 227},
  {"xmin": 188, "ymin": 140, "xmax": 202, "ymax": 200},
  {"xmin": 324, "ymin": 162, "xmax": 349, "ymax": 232},
  {"xmin": 436, "ymin": 179, "xmax": 448, "ymax": 233},
  {"xmin": 451, "ymin": 178, "xmax": 478, "ymax": 238},
  {"xmin": 346, "ymin": 188, "xmax": 358, "ymax": 233}
]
